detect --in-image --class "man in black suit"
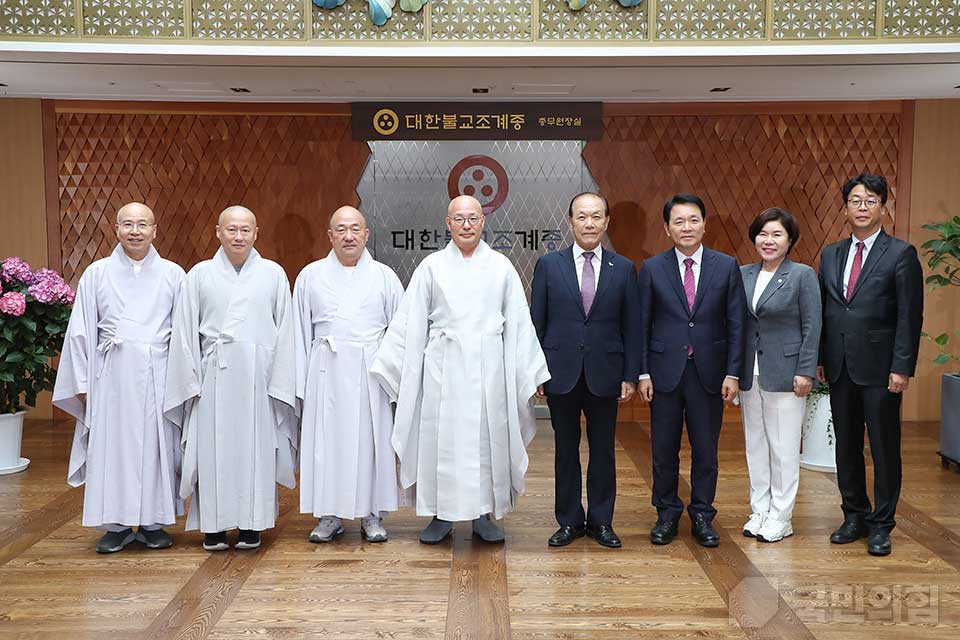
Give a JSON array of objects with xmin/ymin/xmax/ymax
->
[
  {"xmin": 637, "ymin": 194, "xmax": 747, "ymax": 547},
  {"xmin": 817, "ymin": 173, "xmax": 923, "ymax": 556},
  {"xmin": 531, "ymin": 192, "xmax": 639, "ymax": 549}
]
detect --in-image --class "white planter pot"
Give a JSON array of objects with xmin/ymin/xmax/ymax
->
[
  {"xmin": 800, "ymin": 394, "xmax": 836, "ymax": 473},
  {"xmin": 0, "ymin": 411, "xmax": 30, "ymax": 475}
]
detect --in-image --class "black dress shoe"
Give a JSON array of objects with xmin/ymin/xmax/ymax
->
[
  {"xmin": 867, "ymin": 531, "xmax": 892, "ymax": 556},
  {"xmin": 650, "ymin": 518, "xmax": 680, "ymax": 545},
  {"xmin": 548, "ymin": 525, "xmax": 585, "ymax": 547},
  {"xmin": 586, "ymin": 524, "xmax": 622, "ymax": 548},
  {"xmin": 830, "ymin": 520, "xmax": 869, "ymax": 544},
  {"xmin": 691, "ymin": 514, "xmax": 720, "ymax": 547}
]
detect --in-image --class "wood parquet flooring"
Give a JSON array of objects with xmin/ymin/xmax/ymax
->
[{"xmin": 0, "ymin": 418, "xmax": 958, "ymax": 639}]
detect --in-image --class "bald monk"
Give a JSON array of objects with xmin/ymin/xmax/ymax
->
[
  {"xmin": 164, "ymin": 206, "xmax": 298, "ymax": 551},
  {"xmin": 293, "ymin": 206, "xmax": 404, "ymax": 543},
  {"xmin": 371, "ymin": 196, "xmax": 550, "ymax": 545},
  {"xmin": 54, "ymin": 203, "xmax": 186, "ymax": 553}
]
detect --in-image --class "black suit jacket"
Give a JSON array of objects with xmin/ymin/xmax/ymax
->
[
  {"xmin": 531, "ymin": 245, "xmax": 640, "ymax": 397},
  {"xmin": 818, "ymin": 229, "xmax": 924, "ymax": 386},
  {"xmin": 638, "ymin": 247, "xmax": 747, "ymax": 395}
]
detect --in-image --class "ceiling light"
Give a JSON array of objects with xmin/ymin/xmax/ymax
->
[
  {"xmin": 472, "ymin": 87, "xmax": 490, "ymax": 94},
  {"xmin": 710, "ymin": 87, "xmax": 731, "ymax": 92}
]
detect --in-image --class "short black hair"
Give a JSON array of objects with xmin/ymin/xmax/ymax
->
[
  {"xmin": 842, "ymin": 173, "xmax": 888, "ymax": 205},
  {"xmin": 568, "ymin": 192, "xmax": 609, "ymax": 218},
  {"xmin": 662, "ymin": 193, "xmax": 706, "ymax": 224},
  {"xmin": 748, "ymin": 207, "xmax": 800, "ymax": 254}
]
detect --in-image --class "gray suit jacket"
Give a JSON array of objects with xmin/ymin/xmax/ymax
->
[{"xmin": 740, "ymin": 258, "xmax": 822, "ymax": 392}]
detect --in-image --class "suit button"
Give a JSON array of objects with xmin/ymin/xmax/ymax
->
[
  {"xmin": 579, "ymin": 344, "xmax": 584, "ymax": 351},
  {"xmin": 689, "ymin": 322, "xmax": 694, "ymax": 327},
  {"xmin": 758, "ymin": 350, "xmax": 763, "ymax": 355}
]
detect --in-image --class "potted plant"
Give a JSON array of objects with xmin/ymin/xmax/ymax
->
[
  {"xmin": 800, "ymin": 380, "xmax": 835, "ymax": 472},
  {"xmin": 921, "ymin": 215, "xmax": 960, "ymax": 470},
  {"xmin": 0, "ymin": 257, "xmax": 74, "ymax": 474}
]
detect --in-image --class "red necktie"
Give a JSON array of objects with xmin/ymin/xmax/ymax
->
[{"xmin": 846, "ymin": 241, "xmax": 864, "ymax": 302}]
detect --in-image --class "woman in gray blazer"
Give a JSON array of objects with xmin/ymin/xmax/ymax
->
[{"xmin": 740, "ymin": 208, "xmax": 822, "ymax": 543}]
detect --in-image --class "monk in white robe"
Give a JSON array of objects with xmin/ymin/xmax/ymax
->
[
  {"xmin": 54, "ymin": 202, "xmax": 185, "ymax": 553},
  {"xmin": 164, "ymin": 205, "xmax": 297, "ymax": 552},
  {"xmin": 371, "ymin": 195, "xmax": 550, "ymax": 545},
  {"xmin": 294, "ymin": 206, "xmax": 403, "ymax": 543}
]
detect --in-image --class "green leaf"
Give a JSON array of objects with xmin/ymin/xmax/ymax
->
[
  {"xmin": 934, "ymin": 354, "xmax": 951, "ymax": 365},
  {"xmin": 45, "ymin": 323, "xmax": 60, "ymax": 335},
  {"xmin": 20, "ymin": 318, "xmax": 36, "ymax": 333},
  {"xmin": 935, "ymin": 333, "xmax": 950, "ymax": 346},
  {"xmin": 5, "ymin": 352, "xmax": 25, "ymax": 363},
  {"xmin": 0, "ymin": 371, "xmax": 14, "ymax": 383}
]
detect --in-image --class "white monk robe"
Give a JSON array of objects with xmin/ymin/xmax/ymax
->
[
  {"xmin": 53, "ymin": 245, "xmax": 185, "ymax": 528},
  {"xmin": 370, "ymin": 241, "xmax": 550, "ymax": 521},
  {"xmin": 164, "ymin": 248, "xmax": 298, "ymax": 533},
  {"xmin": 293, "ymin": 249, "xmax": 404, "ymax": 519}
]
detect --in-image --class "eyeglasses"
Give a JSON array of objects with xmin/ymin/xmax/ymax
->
[
  {"xmin": 450, "ymin": 216, "xmax": 482, "ymax": 227},
  {"xmin": 118, "ymin": 222, "xmax": 154, "ymax": 232},
  {"xmin": 847, "ymin": 198, "xmax": 881, "ymax": 209}
]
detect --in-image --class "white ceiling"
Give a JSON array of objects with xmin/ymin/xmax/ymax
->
[{"xmin": 2, "ymin": 41, "xmax": 960, "ymax": 102}]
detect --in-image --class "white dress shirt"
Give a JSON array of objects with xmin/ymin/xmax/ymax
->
[
  {"xmin": 842, "ymin": 227, "xmax": 882, "ymax": 298},
  {"xmin": 573, "ymin": 243, "xmax": 602, "ymax": 291},
  {"xmin": 675, "ymin": 244, "xmax": 704, "ymax": 292}
]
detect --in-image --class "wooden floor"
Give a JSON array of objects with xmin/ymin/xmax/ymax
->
[{"xmin": 1, "ymin": 418, "xmax": 959, "ymax": 639}]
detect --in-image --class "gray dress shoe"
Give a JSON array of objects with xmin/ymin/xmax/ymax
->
[
  {"xmin": 96, "ymin": 528, "xmax": 137, "ymax": 553},
  {"xmin": 472, "ymin": 514, "xmax": 505, "ymax": 544},
  {"xmin": 137, "ymin": 528, "xmax": 173, "ymax": 549},
  {"xmin": 419, "ymin": 517, "xmax": 453, "ymax": 544}
]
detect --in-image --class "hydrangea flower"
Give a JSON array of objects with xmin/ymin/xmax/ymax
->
[
  {"xmin": 0, "ymin": 291, "xmax": 27, "ymax": 316},
  {"xmin": 1, "ymin": 257, "xmax": 35, "ymax": 285}
]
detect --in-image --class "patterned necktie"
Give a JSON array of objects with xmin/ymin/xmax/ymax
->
[
  {"xmin": 683, "ymin": 257, "xmax": 696, "ymax": 311},
  {"xmin": 684, "ymin": 258, "xmax": 696, "ymax": 356},
  {"xmin": 581, "ymin": 251, "xmax": 596, "ymax": 315},
  {"xmin": 846, "ymin": 241, "xmax": 865, "ymax": 302}
]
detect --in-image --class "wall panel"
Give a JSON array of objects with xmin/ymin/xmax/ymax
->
[
  {"xmin": 903, "ymin": 99, "xmax": 960, "ymax": 423},
  {"xmin": 53, "ymin": 106, "xmax": 371, "ymax": 286}
]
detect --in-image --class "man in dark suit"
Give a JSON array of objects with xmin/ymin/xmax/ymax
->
[
  {"xmin": 637, "ymin": 194, "xmax": 747, "ymax": 547},
  {"xmin": 817, "ymin": 173, "xmax": 923, "ymax": 557},
  {"xmin": 531, "ymin": 192, "xmax": 639, "ymax": 549}
]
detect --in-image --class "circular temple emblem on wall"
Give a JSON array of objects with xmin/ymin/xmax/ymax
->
[
  {"xmin": 373, "ymin": 108, "xmax": 399, "ymax": 136},
  {"xmin": 446, "ymin": 155, "xmax": 509, "ymax": 216}
]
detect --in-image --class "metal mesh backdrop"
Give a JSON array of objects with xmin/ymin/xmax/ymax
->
[{"xmin": 358, "ymin": 140, "xmax": 608, "ymax": 296}]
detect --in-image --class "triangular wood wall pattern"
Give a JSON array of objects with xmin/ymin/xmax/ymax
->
[
  {"xmin": 588, "ymin": 107, "xmax": 906, "ymax": 271},
  {"xmin": 53, "ymin": 109, "xmax": 371, "ymax": 285}
]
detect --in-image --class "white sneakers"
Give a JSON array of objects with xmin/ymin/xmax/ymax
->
[
  {"xmin": 742, "ymin": 513, "xmax": 765, "ymax": 538},
  {"xmin": 361, "ymin": 516, "xmax": 388, "ymax": 542},
  {"xmin": 308, "ymin": 515, "xmax": 388, "ymax": 543},
  {"xmin": 309, "ymin": 516, "xmax": 344, "ymax": 543},
  {"xmin": 756, "ymin": 518, "xmax": 793, "ymax": 543}
]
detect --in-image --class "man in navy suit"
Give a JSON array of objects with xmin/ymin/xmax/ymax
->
[
  {"xmin": 637, "ymin": 194, "xmax": 747, "ymax": 547},
  {"xmin": 531, "ymin": 192, "xmax": 640, "ymax": 548}
]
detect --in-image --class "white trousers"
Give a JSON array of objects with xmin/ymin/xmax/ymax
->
[{"xmin": 740, "ymin": 377, "xmax": 804, "ymax": 521}]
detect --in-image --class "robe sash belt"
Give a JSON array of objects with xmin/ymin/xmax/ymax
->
[{"xmin": 203, "ymin": 333, "xmax": 236, "ymax": 370}]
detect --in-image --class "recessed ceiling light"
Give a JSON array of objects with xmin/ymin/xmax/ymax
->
[
  {"xmin": 710, "ymin": 87, "xmax": 731, "ymax": 92},
  {"xmin": 230, "ymin": 87, "xmax": 251, "ymax": 93},
  {"xmin": 472, "ymin": 87, "xmax": 490, "ymax": 94}
]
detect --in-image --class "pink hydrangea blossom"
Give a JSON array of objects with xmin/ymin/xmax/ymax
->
[
  {"xmin": 27, "ymin": 269, "xmax": 74, "ymax": 304},
  {"xmin": 1, "ymin": 257, "xmax": 35, "ymax": 285},
  {"xmin": 0, "ymin": 291, "xmax": 27, "ymax": 316}
]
